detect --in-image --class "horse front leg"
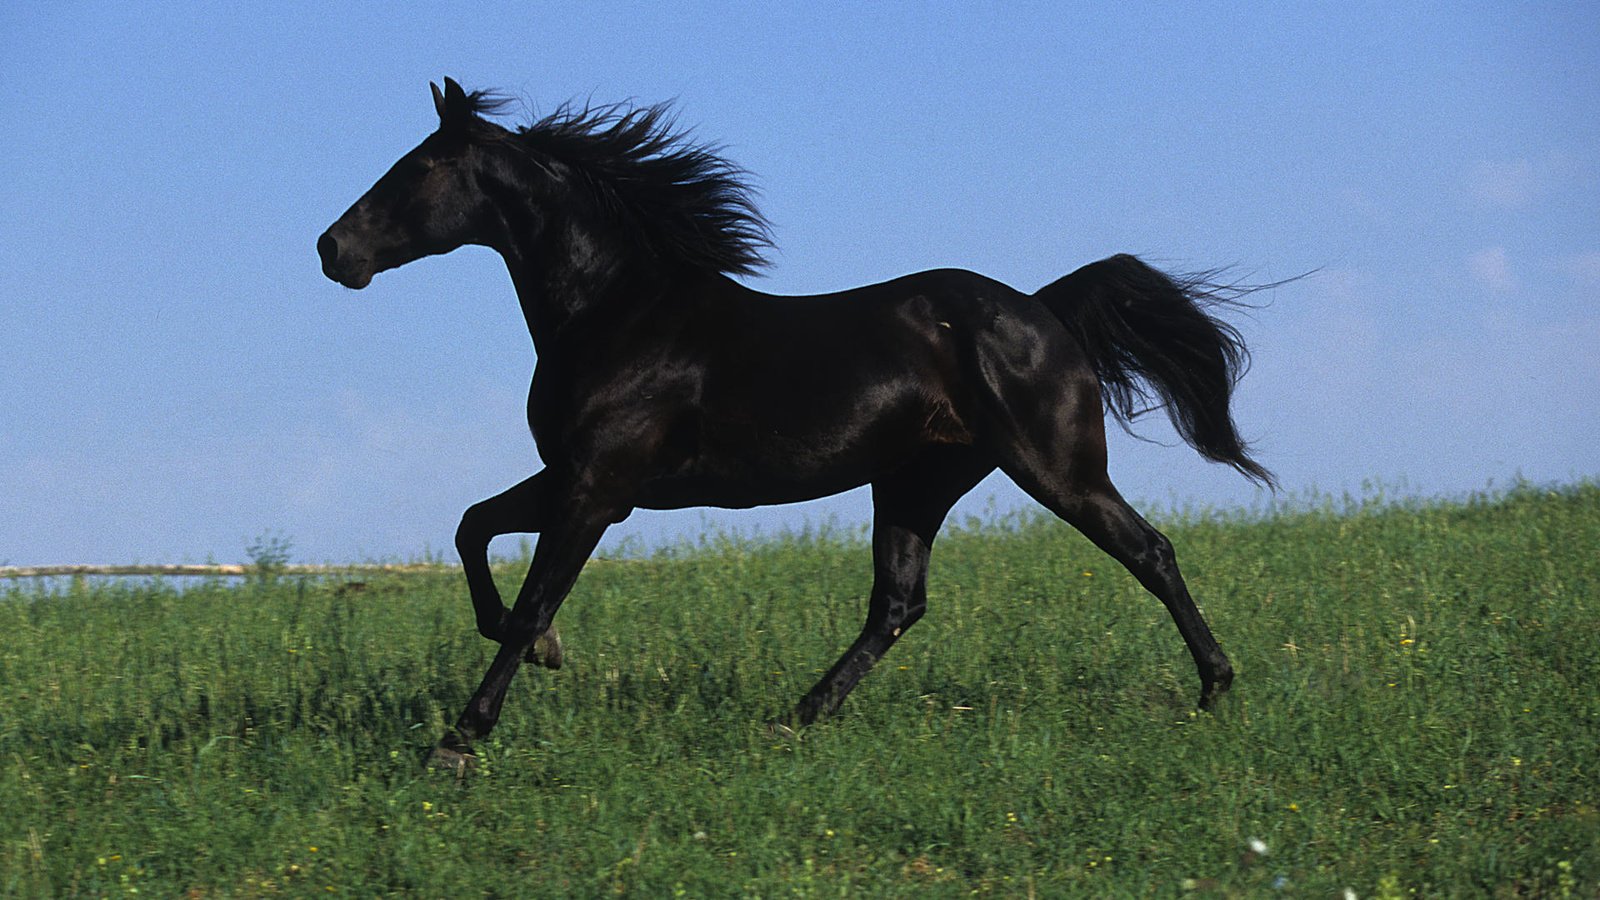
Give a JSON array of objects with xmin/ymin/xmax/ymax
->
[
  {"xmin": 454, "ymin": 471, "xmax": 563, "ymax": 668},
  {"xmin": 433, "ymin": 493, "xmax": 619, "ymax": 770}
]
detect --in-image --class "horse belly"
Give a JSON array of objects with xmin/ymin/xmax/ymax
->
[{"xmin": 641, "ymin": 377, "xmax": 963, "ymax": 509}]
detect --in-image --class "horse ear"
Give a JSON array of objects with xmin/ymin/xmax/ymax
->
[{"xmin": 433, "ymin": 77, "xmax": 471, "ymax": 131}]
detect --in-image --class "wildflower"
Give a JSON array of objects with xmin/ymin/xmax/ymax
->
[
  {"xmin": 1287, "ymin": 802, "xmax": 1299, "ymax": 812},
  {"xmin": 1248, "ymin": 837, "xmax": 1269, "ymax": 855}
]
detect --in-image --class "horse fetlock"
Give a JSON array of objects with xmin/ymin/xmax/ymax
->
[{"xmin": 1210, "ymin": 655, "xmax": 1235, "ymax": 689}]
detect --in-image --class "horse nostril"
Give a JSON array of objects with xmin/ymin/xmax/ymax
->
[{"xmin": 317, "ymin": 232, "xmax": 339, "ymax": 266}]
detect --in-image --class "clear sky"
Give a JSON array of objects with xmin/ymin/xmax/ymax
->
[{"xmin": 3, "ymin": 4, "xmax": 1597, "ymax": 566}]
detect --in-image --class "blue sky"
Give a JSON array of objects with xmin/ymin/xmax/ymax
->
[{"xmin": 3, "ymin": 4, "xmax": 1596, "ymax": 565}]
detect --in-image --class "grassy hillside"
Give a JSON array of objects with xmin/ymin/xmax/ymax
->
[{"xmin": 3, "ymin": 483, "xmax": 1597, "ymax": 896}]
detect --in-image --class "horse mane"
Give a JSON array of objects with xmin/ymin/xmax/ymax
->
[{"xmin": 463, "ymin": 90, "xmax": 772, "ymax": 277}]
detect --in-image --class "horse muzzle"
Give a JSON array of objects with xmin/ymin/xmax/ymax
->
[{"xmin": 317, "ymin": 231, "xmax": 375, "ymax": 289}]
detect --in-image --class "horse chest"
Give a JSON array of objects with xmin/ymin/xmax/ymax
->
[{"xmin": 525, "ymin": 363, "xmax": 696, "ymax": 460}]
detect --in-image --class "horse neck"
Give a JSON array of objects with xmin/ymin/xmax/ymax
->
[
  {"xmin": 479, "ymin": 151, "xmax": 693, "ymax": 354},
  {"xmin": 499, "ymin": 228, "xmax": 668, "ymax": 357}
]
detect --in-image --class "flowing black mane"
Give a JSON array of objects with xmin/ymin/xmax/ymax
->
[{"xmin": 464, "ymin": 90, "xmax": 772, "ymax": 277}]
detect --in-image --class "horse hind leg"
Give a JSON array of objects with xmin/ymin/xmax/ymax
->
[
  {"xmin": 1057, "ymin": 478, "xmax": 1233, "ymax": 708},
  {"xmin": 785, "ymin": 450, "xmax": 990, "ymax": 728},
  {"xmin": 992, "ymin": 383, "xmax": 1233, "ymax": 708}
]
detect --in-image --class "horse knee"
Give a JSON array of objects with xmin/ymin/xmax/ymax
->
[{"xmin": 455, "ymin": 502, "xmax": 491, "ymax": 553}]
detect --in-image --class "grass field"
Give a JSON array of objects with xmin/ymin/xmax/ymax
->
[{"xmin": 3, "ymin": 482, "xmax": 1597, "ymax": 897}]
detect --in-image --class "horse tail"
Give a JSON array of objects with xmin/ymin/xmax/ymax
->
[{"xmin": 1035, "ymin": 253, "xmax": 1276, "ymax": 488}]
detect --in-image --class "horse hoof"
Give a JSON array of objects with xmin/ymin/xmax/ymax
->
[
  {"xmin": 764, "ymin": 719, "xmax": 800, "ymax": 742},
  {"xmin": 428, "ymin": 733, "xmax": 477, "ymax": 774},
  {"xmin": 1198, "ymin": 678, "xmax": 1233, "ymax": 711},
  {"xmin": 427, "ymin": 746, "xmax": 475, "ymax": 775},
  {"xmin": 527, "ymin": 627, "xmax": 564, "ymax": 669}
]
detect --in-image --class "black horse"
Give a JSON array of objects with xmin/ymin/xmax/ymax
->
[{"xmin": 319, "ymin": 79, "xmax": 1274, "ymax": 767}]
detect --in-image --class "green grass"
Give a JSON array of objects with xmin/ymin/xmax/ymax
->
[{"xmin": 3, "ymin": 482, "xmax": 1597, "ymax": 897}]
